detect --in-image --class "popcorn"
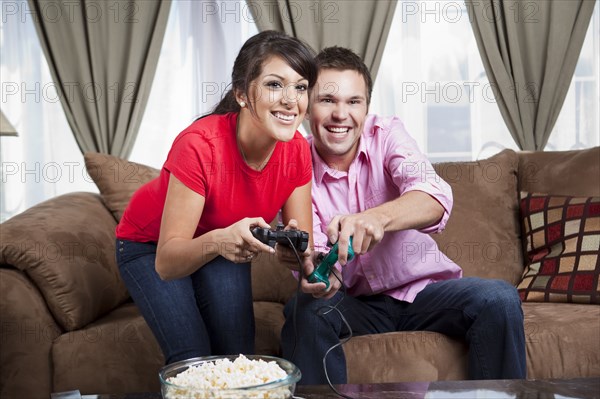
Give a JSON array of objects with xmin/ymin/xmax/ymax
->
[{"xmin": 163, "ymin": 355, "xmax": 294, "ymax": 399}]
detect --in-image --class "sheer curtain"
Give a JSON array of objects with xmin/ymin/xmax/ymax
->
[
  {"xmin": 129, "ymin": 0, "xmax": 258, "ymax": 168},
  {"xmin": 0, "ymin": 0, "xmax": 92, "ymax": 222},
  {"xmin": 0, "ymin": 0, "xmax": 257, "ymax": 221},
  {"xmin": 370, "ymin": 0, "xmax": 599, "ymax": 162}
]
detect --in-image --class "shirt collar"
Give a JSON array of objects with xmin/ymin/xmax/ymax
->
[{"xmin": 310, "ymin": 139, "xmax": 338, "ymax": 184}]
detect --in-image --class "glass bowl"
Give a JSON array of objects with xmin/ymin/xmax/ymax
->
[{"xmin": 159, "ymin": 354, "xmax": 301, "ymax": 399}]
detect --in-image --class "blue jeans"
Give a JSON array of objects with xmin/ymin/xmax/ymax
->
[
  {"xmin": 281, "ymin": 277, "xmax": 526, "ymax": 384},
  {"xmin": 116, "ymin": 239, "xmax": 255, "ymax": 364}
]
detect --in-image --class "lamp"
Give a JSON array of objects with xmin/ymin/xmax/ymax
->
[
  {"xmin": 0, "ymin": 110, "xmax": 18, "ymax": 137},
  {"xmin": 0, "ymin": 109, "xmax": 19, "ymax": 222}
]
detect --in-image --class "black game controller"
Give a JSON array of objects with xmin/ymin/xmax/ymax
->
[{"xmin": 251, "ymin": 224, "xmax": 309, "ymax": 252}]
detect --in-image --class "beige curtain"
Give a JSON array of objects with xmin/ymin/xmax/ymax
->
[
  {"xmin": 466, "ymin": 0, "xmax": 595, "ymax": 151},
  {"xmin": 28, "ymin": 0, "xmax": 171, "ymax": 158},
  {"xmin": 246, "ymin": 0, "xmax": 397, "ymax": 79}
]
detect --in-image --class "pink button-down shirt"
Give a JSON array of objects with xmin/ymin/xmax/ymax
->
[{"xmin": 309, "ymin": 114, "xmax": 462, "ymax": 302}]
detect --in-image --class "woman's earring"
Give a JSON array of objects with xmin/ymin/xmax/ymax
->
[{"xmin": 239, "ymin": 101, "xmax": 246, "ymax": 108}]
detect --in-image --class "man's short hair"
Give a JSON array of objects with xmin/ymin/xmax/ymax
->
[{"xmin": 315, "ymin": 46, "xmax": 373, "ymax": 105}]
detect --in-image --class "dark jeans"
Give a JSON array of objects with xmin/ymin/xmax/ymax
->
[
  {"xmin": 281, "ymin": 277, "xmax": 526, "ymax": 385},
  {"xmin": 116, "ymin": 239, "xmax": 255, "ymax": 364}
]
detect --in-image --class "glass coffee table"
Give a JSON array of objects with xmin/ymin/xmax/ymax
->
[
  {"xmin": 56, "ymin": 377, "xmax": 600, "ymax": 399},
  {"xmin": 293, "ymin": 378, "xmax": 599, "ymax": 398}
]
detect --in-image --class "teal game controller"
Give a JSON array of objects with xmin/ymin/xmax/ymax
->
[{"xmin": 308, "ymin": 237, "xmax": 355, "ymax": 290}]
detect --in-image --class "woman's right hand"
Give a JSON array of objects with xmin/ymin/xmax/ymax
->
[{"xmin": 217, "ymin": 217, "xmax": 275, "ymax": 263}]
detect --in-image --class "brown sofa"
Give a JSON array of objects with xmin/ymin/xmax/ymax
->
[{"xmin": 1, "ymin": 147, "xmax": 599, "ymax": 398}]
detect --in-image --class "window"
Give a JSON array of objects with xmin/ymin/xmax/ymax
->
[
  {"xmin": 370, "ymin": 0, "xmax": 599, "ymax": 162},
  {"xmin": 0, "ymin": 0, "xmax": 257, "ymax": 221},
  {"xmin": 0, "ymin": 1, "xmax": 84, "ymax": 222},
  {"xmin": 547, "ymin": 3, "xmax": 599, "ymax": 152},
  {"xmin": 129, "ymin": 1, "xmax": 258, "ymax": 168}
]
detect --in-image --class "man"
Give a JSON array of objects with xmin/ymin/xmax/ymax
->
[{"xmin": 281, "ymin": 47, "xmax": 526, "ymax": 385}]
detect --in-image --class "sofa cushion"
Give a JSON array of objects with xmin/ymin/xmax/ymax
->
[
  {"xmin": 518, "ymin": 147, "xmax": 600, "ymax": 198},
  {"xmin": 0, "ymin": 269, "xmax": 60, "ymax": 399},
  {"xmin": 522, "ymin": 302, "xmax": 600, "ymax": 379},
  {"xmin": 253, "ymin": 301, "xmax": 286, "ymax": 356},
  {"xmin": 251, "ymin": 251, "xmax": 299, "ymax": 304},
  {"xmin": 84, "ymin": 152, "xmax": 160, "ymax": 222},
  {"xmin": 0, "ymin": 192, "xmax": 129, "ymax": 331},
  {"xmin": 52, "ymin": 302, "xmax": 164, "ymax": 395},
  {"xmin": 432, "ymin": 150, "xmax": 524, "ymax": 284},
  {"xmin": 344, "ymin": 332, "xmax": 468, "ymax": 383},
  {"xmin": 517, "ymin": 192, "xmax": 600, "ymax": 303}
]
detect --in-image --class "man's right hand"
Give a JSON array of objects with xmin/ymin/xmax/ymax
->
[{"xmin": 327, "ymin": 212, "xmax": 386, "ymax": 264}]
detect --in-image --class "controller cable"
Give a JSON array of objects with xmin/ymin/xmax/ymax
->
[{"xmin": 285, "ymin": 237, "xmax": 357, "ymax": 399}]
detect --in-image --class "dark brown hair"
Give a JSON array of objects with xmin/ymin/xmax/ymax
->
[
  {"xmin": 315, "ymin": 46, "xmax": 373, "ymax": 105},
  {"xmin": 212, "ymin": 30, "xmax": 317, "ymax": 115}
]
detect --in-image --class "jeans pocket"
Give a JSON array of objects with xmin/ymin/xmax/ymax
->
[
  {"xmin": 116, "ymin": 239, "xmax": 157, "ymax": 266},
  {"xmin": 115, "ymin": 239, "xmax": 124, "ymax": 264}
]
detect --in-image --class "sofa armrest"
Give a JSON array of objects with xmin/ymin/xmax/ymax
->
[
  {"xmin": 0, "ymin": 268, "xmax": 60, "ymax": 398},
  {"xmin": 0, "ymin": 192, "xmax": 129, "ymax": 331}
]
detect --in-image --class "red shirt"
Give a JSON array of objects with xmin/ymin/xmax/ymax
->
[{"xmin": 116, "ymin": 112, "xmax": 312, "ymax": 242}]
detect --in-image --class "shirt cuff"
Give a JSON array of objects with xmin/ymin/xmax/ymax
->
[{"xmin": 402, "ymin": 185, "xmax": 451, "ymax": 233}]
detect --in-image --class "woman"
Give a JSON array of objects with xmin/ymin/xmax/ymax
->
[{"xmin": 115, "ymin": 30, "xmax": 316, "ymax": 364}]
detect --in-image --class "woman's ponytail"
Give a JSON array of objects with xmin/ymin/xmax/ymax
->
[{"xmin": 212, "ymin": 89, "xmax": 241, "ymax": 115}]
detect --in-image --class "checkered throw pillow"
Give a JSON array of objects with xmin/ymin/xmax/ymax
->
[{"xmin": 517, "ymin": 192, "xmax": 600, "ymax": 303}]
